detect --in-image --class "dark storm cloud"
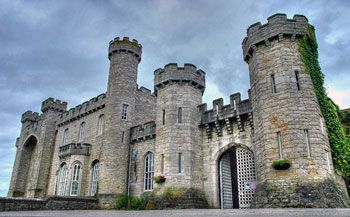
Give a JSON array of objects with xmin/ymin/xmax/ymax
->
[{"xmin": 1, "ymin": 0, "xmax": 349, "ymax": 195}]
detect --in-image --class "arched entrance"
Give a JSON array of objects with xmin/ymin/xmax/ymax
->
[
  {"xmin": 15, "ymin": 135, "xmax": 38, "ymax": 197},
  {"xmin": 218, "ymin": 145, "xmax": 256, "ymax": 209}
]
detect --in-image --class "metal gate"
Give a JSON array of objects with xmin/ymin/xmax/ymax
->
[{"xmin": 219, "ymin": 146, "xmax": 256, "ymax": 209}]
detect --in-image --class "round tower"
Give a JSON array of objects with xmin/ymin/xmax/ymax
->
[
  {"xmin": 99, "ymin": 37, "xmax": 142, "ymax": 207},
  {"xmin": 154, "ymin": 63, "xmax": 205, "ymax": 189},
  {"xmin": 243, "ymin": 14, "xmax": 348, "ymax": 207}
]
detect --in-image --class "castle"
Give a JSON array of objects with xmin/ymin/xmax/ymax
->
[{"xmin": 8, "ymin": 14, "xmax": 349, "ymax": 209}]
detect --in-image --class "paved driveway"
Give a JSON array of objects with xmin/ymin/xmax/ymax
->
[{"xmin": 1, "ymin": 209, "xmax": 350, "ymax": 217}]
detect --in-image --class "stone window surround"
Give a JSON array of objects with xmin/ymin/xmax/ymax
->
[
  {"xmin": 144, "ymin": 152, "xmax": 154, "ymax": 191},
  {"xmin": 122, "ymin": 104, "xmax": 129, "ymax": 120}
]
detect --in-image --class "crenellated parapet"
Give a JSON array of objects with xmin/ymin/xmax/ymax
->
[
  {"xmin": 41, "ymin": 98, "xmax": 67, "ymax": 113},
  {"xmin": 108, "ymin": 36, "xmax": 142, "ymax": 62},
  {"xmin": 130, "ymin": 121, "xmax": 156, "ymax": 142},
  {"xmin": 21, "ymin": 111, "xmax": 40, "ymax": 123},
  {"xmin": 199, "ymin": 92, "xmax": 253, "ymax": 138},
  {"xmin": 57, "ymin": 93, "xmax": 106, "ymax": 127},
  {"xmin": 58, "ymin": 143, "xmax": 91, "ymax": 158},
  {"xmin": 242, "ymin": 13, "xmax": 309, "ymax": 62},
  {"xmin": 154, "ymin": 63, "xmax": 206, "ymax": 94}
]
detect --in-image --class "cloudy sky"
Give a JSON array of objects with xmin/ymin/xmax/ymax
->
[{"xmin": 1, "ymin": 0, "xmax": 349, "ymax": 196}]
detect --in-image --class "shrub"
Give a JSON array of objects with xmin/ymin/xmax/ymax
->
[
  {"xmin": 115, "ymin": 195, "xmax": 129, "ymax": 210},
  {"xmin": 153, "ymin": 175, "xmax": 166, "ymax": 184},
  {"xmin": 130, "ymin": 197, "xmax": 142, "ymax": 210},
  {"xmin": 272, "ymin": 159, "xmax": 291, "ymax": 170}
]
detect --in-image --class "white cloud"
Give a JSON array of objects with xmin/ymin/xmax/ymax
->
[{"xmin": 327, "ymin": 85, "xmax": 350, "ymax": 109}]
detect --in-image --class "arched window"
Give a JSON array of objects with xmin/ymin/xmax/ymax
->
[
  {"xmin": 97, "ymin": 115, "xmax": 104, "ymax": 135},
  {"xmin": 62, "ymin": 128, "xmax": 69, "ymax": 145},
  {"xmin": 70, "ymin": 163, "xmax": 81, "ymax": 196},
  {"xmin": 78, "ymin": 122, "xmax": 86, "ymax": 142},
  {"xmin": 144, "ymin": 152, "xmax": 154, "ymax": 191},
  {"xmin": 57, "ymin": 163, "xmax": 68, "ymax": 196},
  {"xmin": 90, "ymin": 161, "xmax": 100, "ymax": 196}
]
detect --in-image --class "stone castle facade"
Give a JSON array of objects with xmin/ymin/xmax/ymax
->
[{"xmin": 8, "ymin": 14, "xmax": 349, "ymax": 208}]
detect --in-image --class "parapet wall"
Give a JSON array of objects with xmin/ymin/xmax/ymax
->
[
  {"xmin": 108, "ymin": 37, "xmax": 142, "ymax": 62},
  {"xmin": 57, "ymin": 93, "xmax": 106, "ymax": 127},
  {"xmin": 154, "ymin": 63, "xmax": 206, "ymax": 94},
  {"xmin": 130, "ymin": 121, "xmax": 156, "ymax": 142},
  {"xmin": 21, "ymin": 111, "xmax": 40, "ymax": 123},
  {"xmin": 242, "ymin": 13, "xmax": 309, "ymax": 62},
  {"xmin": 199, "ymin": 92, "xmax": 252, "ymax": 125}
]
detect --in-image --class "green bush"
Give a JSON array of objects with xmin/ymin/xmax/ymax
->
[
  {"xmin": 153, "ymin": 175, "xmax": 166, "ymax": 184},
  {"xmin": 272, "ymin": 159, "xmax": 291, "ymax": 170},
  {"xmin": 130, "ymin": 197, "xmax": 142, "ymax": 210},
  {"xmin": 115, "ymin": 195, "xmax": 129, "ymax": 210},
  {"xmin": 115, "ymin": 194, "xmax": 150, "ymax": 210}
]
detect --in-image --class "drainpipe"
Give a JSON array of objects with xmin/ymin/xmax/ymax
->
[{"xmin": 127, "ymin": 142, "xmax": 133, "ymax": 197}]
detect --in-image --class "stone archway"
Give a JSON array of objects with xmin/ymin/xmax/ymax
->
[
  {"xmin": 217, "ymin": 143, "xmax": 256, "ymax": 209},
  {"xmin": 14, "ymin": 135, "xmax": 38, "ymax": 197}
]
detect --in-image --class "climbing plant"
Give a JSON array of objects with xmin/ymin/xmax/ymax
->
[{"xmin": 297, "ymin": 25, "xmax": 350, "ymax": 182}]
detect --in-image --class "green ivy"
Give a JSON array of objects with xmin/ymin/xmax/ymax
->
[{"xmin": 297, "ymin": 25, "xmax": 350, "ymax": 183}]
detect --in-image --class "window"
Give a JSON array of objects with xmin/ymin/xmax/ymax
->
[
  {"xmin": 178, "ymin": 153, "xmax": 182, "ymax": 174},
  {"xmin": 122, "ymin": 104, "xmax": 129, "ymax": 120},
  {"xmin": 57, "ymin": 163, "xmax": 68, "ymax": 196},
  {"xmin": 122, "ymin": 131, "xmax": 125, "ymax": 143},
  {"xmin": 160, "ymin": 154, "xmax": 164, "ymax": 174},
  {"xmin": 62, "ymin": 128, "xmax": 69, "ymax": 145},
  {"xmin": 295, "ymin": 71, "xmax": 300, "ymax": 91},
  {"xmin": 90, "ymin": 161, "xmax": 100, "ymax": 196},
  {"xmin": 276, "ymin": 132, "xmax": 282, "ymax": 159},
  {"xmin": 70, "ymin": 163, "xmax": 81, "ymax": 196},
  {"xmin": 178, "ymin": 107, "xmax": 182, "ymax": 123},
  {"xmin": 233, "ymin": 100, "xmax": 237, "ymax": 110},
  {"xmin": 162, "ymin": 109, "xmax": 165, "ymax": 125},
  {"xmin": 97, "ymin": 115, "xmax": 104, "ymax": 135},
  {"xmin": 320, "ymin": 117, "xmax": 324, "ymax": 134},
  {"xmin": 144, "ymin": 152, "xmax": 154, "ymax": 191},
  {"xmin": 78, "ymin": 122, "xmax": 86, "ymax": 142},
  {"xmin": 271, "ymin": 74, "xmax": 277, "ymax": 94},
  {"xmin": 304, "ymin": 129, "xmax": 311, "ymax": 157},
  {"xmin": 216, "ymin": 105, "xmax": 219, "ymax": 115}
]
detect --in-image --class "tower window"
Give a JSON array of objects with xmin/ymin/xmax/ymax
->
[
  {"xmin": 271, "ymin": 74, "xmax": 277, "ymax": 94},
  {"xmin": 70, "ymin": 163, "xmax": 81, "ymax": 196},
  {"xmin": 304, "ymin": 129, "xmax": 311, "ymax": 158},
  {"xmin": 276, "ymin": 132, "xmax": 282, "ymax": 159},
  {"xmin": 216, "ymin": 105, "xmax": 219, "ymax": 115},
  {"xmin": 178, "ymin": 107, "xmax": 182, "ymax": 123},
  {"xmin": 62, "ymin": 128, "xmax": 69, "ymax": 146},
  {"xmin": 97, "ymin": 115, "xmax": 104, "ymax": 135},
  {"xmin": 178, "ymin": 153, "xmax": 182, "ymax": 174},
  {"xmin": 233, "ymin": 100, "xmax": 237, "ymax": 110},
  {"xmin": 295, "ymin": 71, "xmax": 300, "ymax": 91},
  {"xmin": 144, "ymin": 152, "xmax": 154, "ymax": 191},
  {"xmin": 162, "ymin": 109, "xmax": 165, "ymax": 125},
  {"xmin": 78, "ymin": 122, "xmax": 86, "ymax": 142},
  {"xmin": 122, "ymin": 131, "xmax": 125, "ymax": 143},
  {"xmin": 320, "ymin": 117, "xmax": 324, "ymax": 134},
  {"xmin": 161, "ymin": 154, "xmax": 164, "ymax": 174},
  {"xmin": 122, "ymin": 104, "xmax": 129, "ymax": 120}
]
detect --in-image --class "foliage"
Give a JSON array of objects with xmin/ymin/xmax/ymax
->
[
  {"xmin": 115, "ymin": 195, "xmax": 129, "ymax": 210},
  {"xmin": 272, "ymin": 159, "xmax": 291, "ymax": 170},
  {"xmin": 153, "ymin": 175, "xmax": 166, "ymax": 184},
  {"xmin": 297, "ymin": 25, "xmax": 350, "ymax": 183},
  {"xmin": 93, "ymin": 182, "xmax": 99, "ymax": 199},
  {"xmin": 114, "ymin": 193, "xmax": 151, "ymax": 210}
]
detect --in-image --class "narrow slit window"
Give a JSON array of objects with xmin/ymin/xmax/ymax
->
[
  {"xmin": 216, "ymin": 105, "xmax": 219, "ymax": 115},
  {"xmin": 122, "ymin": 104, "xmax": 129, "ymax": 120},
  {"xmin": 277, "ymin": 132, "xmax": 282, "ymax": 159},
  {"xmin": 295, "ymin": 71, "xmax": 300, "ymax": 91},
  {"xmin": 161, "ymin": 154, "xmax": 164, "ymax": 174},
  {"xmin": 304, "ymin": 129, "xmax": 311, "ymax": 157},
  {"xmin": 178, "ymin": 107, "xmax": 182, "ymax": 123},
  {"xmin": 320, "ymin": 117, "xmax": 324, "ymax": 134},
  {"xmin": 122, "ymin": 131, "xmax": 124, "ymax": 143},
  {"xmin": 233, "ymin": 100, "xmax": 237, "ymax": 110},
  {"xmin": 178, "ymin": 153, "xmax": 182, "ymax": 174},
  {"xmin": 271, "ymin": 74, "xmax": 277, "ymax": 94},
  {"xmin": 162, "ymin": 109, "xmax": 165, "ymax": 125}
]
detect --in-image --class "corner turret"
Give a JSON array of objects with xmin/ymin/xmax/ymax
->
[
  {"xmin": 21, "ymin": 111, "xmax": 39, "ymax": 123},
  {"xmin": 41, "ymin": 97, "xmax": 67, "ymax": 113},
  {"xmin": 108, "ymin": 37, "xmax": 142, "ymax": 62}
]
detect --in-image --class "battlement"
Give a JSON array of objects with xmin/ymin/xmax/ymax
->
[
  {"xmin": 108, "ymin": 36, "xmax": 142, "ymax": 62},
  {"xmin": 57, "ymin": 93, "xmax": 106, "ymax": 126},
  {"xmin": 41, "ymin": 98, "xmax": 67, "ymax": 113},
  {"xmin": 199, "ymin": 92, "xmax": 252, "ymax": 125},
  {"xmin": 137, "ymin": 86, "xmax": 156, "ymax": 97},
  {"xmin": 242, "ymin": 13, "xmax": 309, "ymax": 62},
  {"xmin": 21, "ymin": 110, "xmax": 40, "ymax": 123},
  {"xmin": 130, "ymin": 121, "xmax": 156, "ymax": 142},
  {"xmin": 154, "ymin": 63, "xmax": 206, "ymax": 94}
]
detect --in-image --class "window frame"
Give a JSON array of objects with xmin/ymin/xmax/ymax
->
[
  {"xmin": 177, "ymin": 107, "xmax": 183, "ymax": 123},
  {"xmin": 97, "ymin": 115, "xmax": 104, "ymax": 135},
  {"xmin": 57, "ymin": 163, "xmax": 68, "ymax": 196},
  {"xmin": 90, "ymin": 161, "xmax": 100, "ymax": 196},
  {"xmin": 78, "ymin": 122, "xmax": 86, "ymax": 142},
  {"xmin": 70, "ymin": 163, "xmax": 81, "ymax": 196},
  {"xmin": 271, "ymin": 74, "xmax": 277, "ymax": 94},
  {"xmin": 144, "ymin": 152, "xmax": 154, "ymax": 191},
  {"xmin": 62, "ymin": 128, "xmax": 69, "ymax": 146},
  {"xmin": 122, "ymin": 104, "xmax": 129, "ymax": 120}
]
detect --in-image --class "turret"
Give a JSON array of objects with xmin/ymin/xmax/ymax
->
[
  {"xmin": 243, "ymin": 13, "xmax": 348, "ymax": 207},
  {"xmin": 154, "ymin": 63, "xmax": 205, "ymax": 189},
  {"xmin": 21, "ymin": 111, "xmax": 39, "ymax": 123},
  {"xmin": 99, "ymin": 37, "xmax": 142, "ymax": 207},
  {"xmin": 41, "ymin": 97, "xmax": 67, "ymax": 113}
]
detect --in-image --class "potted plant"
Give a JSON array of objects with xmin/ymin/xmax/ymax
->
[
  {"xmin": 272, "ymin": 159, "xmax": 291, "ymax": 170},
  {"xmin": 153, "ymin": 175, "xmax": 166, "ymax": 184}
]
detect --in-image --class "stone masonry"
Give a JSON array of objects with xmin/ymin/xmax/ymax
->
[{"xmin": 7, "ymin": 13, "xmax": 349, "ymax": 209}]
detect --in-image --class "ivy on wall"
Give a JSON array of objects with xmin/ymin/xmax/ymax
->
[{"xmin": 297, "ymin": 25, "xmax": 350, "ymax": 182}]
